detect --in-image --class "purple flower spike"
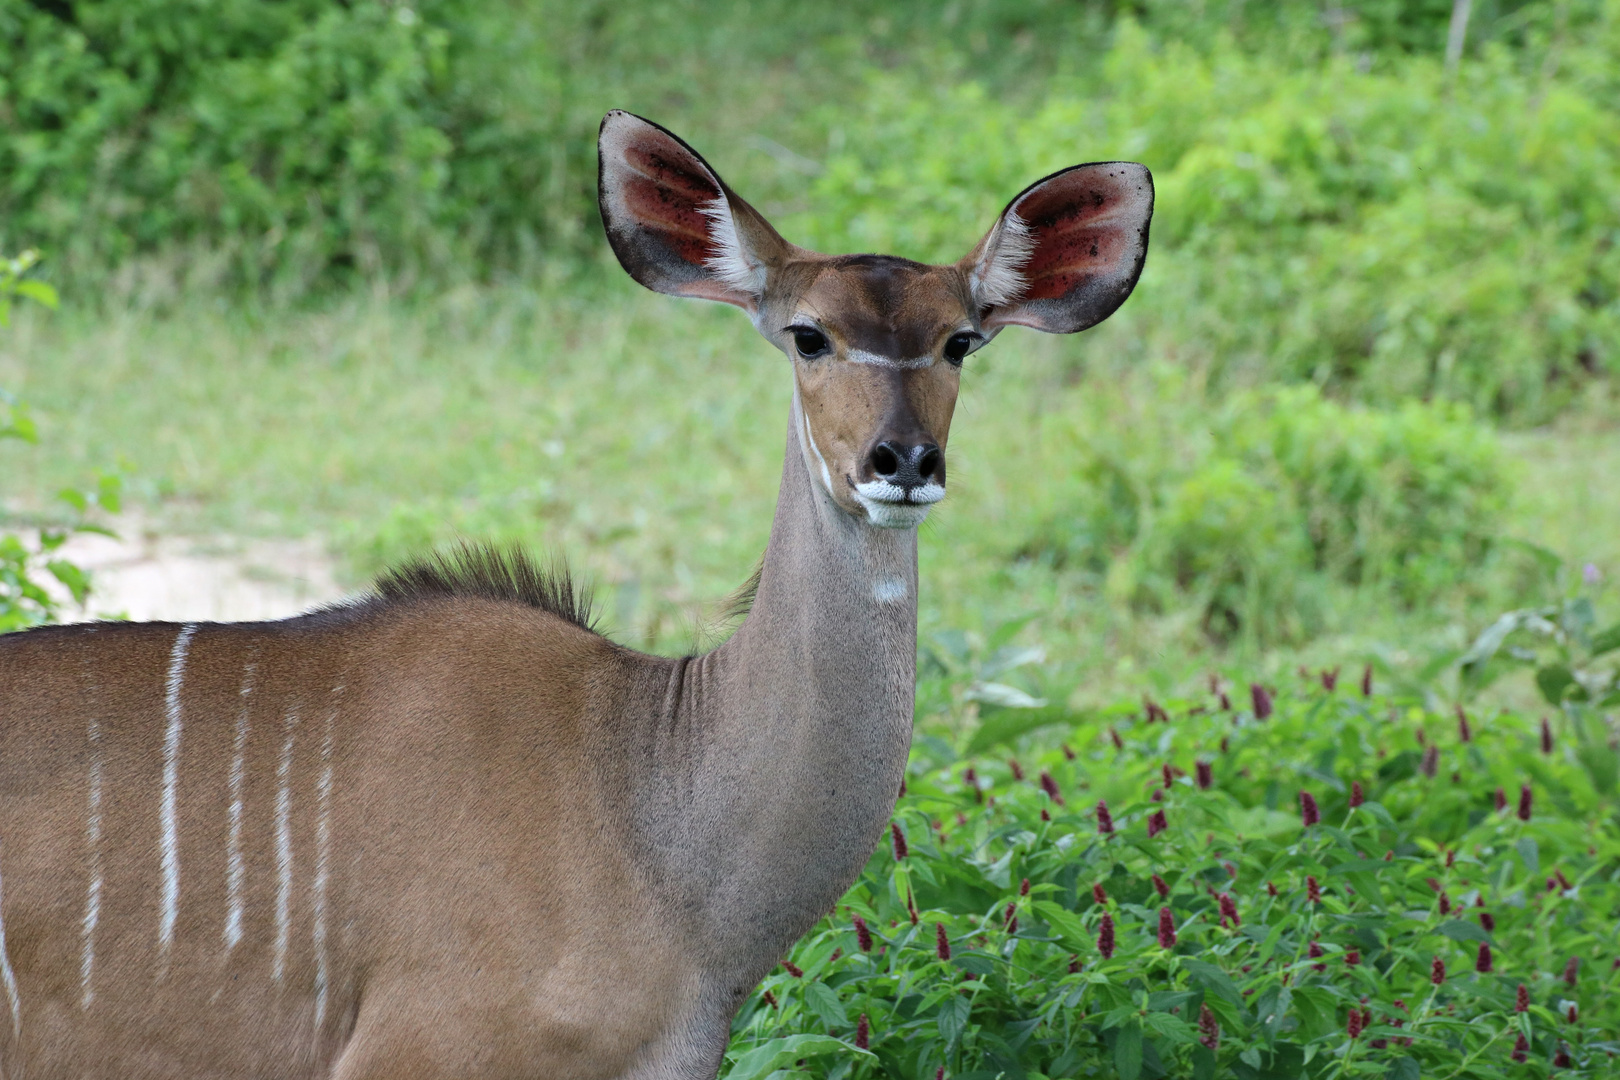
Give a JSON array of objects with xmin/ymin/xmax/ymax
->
[
  {"xmin": 1157, "ymin": 906, "xmax": 1177, "ymax": 949},
  {"xmin": 1097, "ymin": 912, "xmax": 1116, "ymax": 959},
  {"xmin": 1299, "ymin": 790, "xmax": 1320, "ymax": 828},
  {"xmin": 1198, "ymin": 1003, "xmax": 1220, "ymax": 1051}
]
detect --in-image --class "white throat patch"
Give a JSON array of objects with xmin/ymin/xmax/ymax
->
[{"xmin": 872, "ymin": 575, "xmax": 909, "ymax": 604}]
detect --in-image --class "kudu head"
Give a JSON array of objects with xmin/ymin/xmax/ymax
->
[{"xmin": 598, "ymin": 110, "xmax": 1153, "ymax": 529}]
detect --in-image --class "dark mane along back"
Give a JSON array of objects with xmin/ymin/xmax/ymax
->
[{"xmin": 372, "ymin": 544, "xmax": 598, "ymax": 632}]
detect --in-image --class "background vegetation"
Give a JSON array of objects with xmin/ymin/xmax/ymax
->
[{"xmin": 2, "ymin": 0, "xmax": 1618, "ymax": 1074}]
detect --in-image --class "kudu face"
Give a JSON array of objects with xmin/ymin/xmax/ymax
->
[{"xmin": 598, "ymin": 111, "xmax": 1153, "ymax": 529}]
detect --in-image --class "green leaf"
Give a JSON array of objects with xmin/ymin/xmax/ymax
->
[
  {"xmin": 1327, "ymin": 859, "xmax": 1389, "ymax": 877},
  {"xmin": 936, "ymin": 995, "xmax": 971, "ymax": 1045},
  {"xmin": 1181, "ymin": 959, "xmax": 1245, "ymax": 1009},
  {"xmin": 964, "ymin": 705, "xmax": 1079, "ymax": 756},
  {"xmin": 1113, "ymin": 1021, "xmax": 1143, "ymax": 1080},
  {"xmin": 1386, "ymin": 1057, "xmax": 1421, "ymax": 1080},
  {"xmin": 1575, "ymin": 743, "xmax": 1618, "ymax": 796},
  {"xmin": 1591, "ymin": 622, "xmax": 1620, "ymax": 658},
  {"xmin": 1141, "ymin": 1010, "xmax": 1197, "ymax": 1043},
  {"xmin": 1192, "ymin": 1045, "xmax": 1216, "ymax": 1080},
  {"xmin": 1514, "ymin": 837, "xmax": 1539, "ymax": 875},
  {"xmin": 985, "ymin": 613, "xmax": 1040, "ymax": 652},
  {"xmin": 1437, "ymin": 919, "xmax": 1490, "ymax": 944},
  {"xmin": 1255, "ymin": 921, "xmax": 1287, "ymax": 969},
  {"xmin": 1032, "ymin": 900, "xmax": 1091, "ymax": 951},
  {"xmin": 12, "ymin": 279, "xmax": 58, "ymax": 309},
  {"xmin": 725, "ymin": 1035, "xmax": 871, "ymax": 1080},
  {"xmin": 1257, "ymin": 986, "xmax": 1291, "ymax": 1042},
  {"xmin": 1290, "ymin": 987, "xmax": 1337, "ymax": 1042},
  {"xmin": 46, "ymin": 560, "xmax": 91, "ymax": 605},
  {"xmin": 965, "ymin": 682, "xmax": 1044, "ymax": 709},
  {"xmin": 1535, "ymin": 665, "xmax": 1577, "ymax": 706},
  {"xmin": 951, "ymin": 952, "xmax": 996, "ymax": 976},
  {"xmin": 803, "ymin": 981, "xmax": 848, "ymax": 1027}
]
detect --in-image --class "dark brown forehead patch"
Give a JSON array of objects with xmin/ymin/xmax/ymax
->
[{"xmin": 802, "ymin": 255, "xmax": 970, "ymax": 361}]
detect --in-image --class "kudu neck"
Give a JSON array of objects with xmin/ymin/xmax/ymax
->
[
  {"xmin": 650, "ymin": 391, "xmax": 917, "ymax": 978},
  {"xmin": 726, "ymin": 390, "xmax": 920, "ymax": 653}
]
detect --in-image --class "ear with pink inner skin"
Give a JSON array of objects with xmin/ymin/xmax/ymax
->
[
  {"xmin": 598, "ymin": 110, "xmax": 791, "ymax": 312},
  {"xmin": 962, "ymin": 161, "xmax": 1154, "ymax": 334}
]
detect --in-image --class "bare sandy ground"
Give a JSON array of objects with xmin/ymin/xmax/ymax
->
[{"xmin": 53, "ymin": 518, "xmax": 349, "ymax": 625}]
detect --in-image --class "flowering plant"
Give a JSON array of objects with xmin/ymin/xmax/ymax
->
[{"xmin": 724, "ymin": 661, "xmax": 1619, "ymax": 1079}]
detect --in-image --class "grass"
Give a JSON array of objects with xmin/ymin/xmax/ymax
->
[{"xmin": 2, "ymin": 281, "xmax": 1617, "ymax": 707}]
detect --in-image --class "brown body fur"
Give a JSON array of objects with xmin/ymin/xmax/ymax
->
[{"xmin": 0, "ymin": 605, "xmax": 687, "ymax": 1078}]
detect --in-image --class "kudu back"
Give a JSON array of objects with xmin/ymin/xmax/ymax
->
[{"xmin": 0, "ymin": 112, "xmax": 1151, "ymax": 1079}]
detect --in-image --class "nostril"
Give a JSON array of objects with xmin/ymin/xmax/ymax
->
[
  {"xmin": 917, "ymin": 446, "xmax": 941, "ymax": 480},
  {"xmin": 871, "ymin": 443, "xmax": 900, "ymax": 477}
]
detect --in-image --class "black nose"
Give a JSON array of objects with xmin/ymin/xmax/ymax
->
[{"xmin": 870, "ymin": 441, "xmax": 942, "ymax": 488}]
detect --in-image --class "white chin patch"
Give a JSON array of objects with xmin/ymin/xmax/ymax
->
[{"xmin": 853, "ymin": 480, "xmax": 945, "ymax": 530}]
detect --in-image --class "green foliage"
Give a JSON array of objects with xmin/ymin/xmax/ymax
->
[
  {"xmin": 2, "ymin": 0, "xmax": 456, "ymax": 288},
  {"xmin": 788, "ymin": 12, "xmax": 1620, "ymax": 420},
  {"xmin": 1453, "ymin": 590, "xmax": 1620, "ymax": 801},
  {"xmin": 1016, "ymin": 380, "xmax": 1511, "ymax": 644},
  {"xmin": 726, "ymin": 648, "xmax": 1620, "ymax": 1078},
  {"xmin": 1460, "ymin": 596, "xmax": 1620, "ymax": 710},
  {"xmin": 5, "ymin": 0, "xmax": 1618, "ymax": 421},
  {"xmin": 0, "ymin": 248, "xmax": 56, "ymax": 326},
  {"xmin": 0, "ymin": 249, "xmax": 114, "ymax": 629}
]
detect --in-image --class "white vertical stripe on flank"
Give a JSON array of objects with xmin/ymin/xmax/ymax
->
[
  {"xmin": 223, "ymin": 661, "xmax": 256, "ymax": 952},
  {"xmin": 159, "ymin": 623, "xmax": 198, "ymax": 957},
  {"xmin": 312, "ymin": 687, "xmax": 340, "ymax": 1027},
  {"xmin": 81, "ymin": 710, "xmax": 104, "ymax": 1009},
  {"xmin": 0, "ymin": 841, "xmax": 21, "ymax": 1036},
  {"xmin": 273, "ymin": 706, "xmax": 297, "ymax": 982}
]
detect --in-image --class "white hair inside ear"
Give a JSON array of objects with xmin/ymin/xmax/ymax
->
[
  {"xmin": 968, "ymin": 211, "xmax": 1036, "ymax": 309},
  {"xmin": 700, "ymin": 198, "xmax": 768, "ymax": 298}
]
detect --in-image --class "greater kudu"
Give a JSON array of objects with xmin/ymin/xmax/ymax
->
[{"xmin": 0, "ymin": 111, "xmax": 1152, "ymax": 1078}]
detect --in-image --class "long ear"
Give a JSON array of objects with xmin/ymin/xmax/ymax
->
[
  {"xmin": 962, "ymin": 162, "xmax": 1154, "ymax": 334},
  {"xmin": 598, "ymin": 110, "xmax": 790, "ymax": 312}
]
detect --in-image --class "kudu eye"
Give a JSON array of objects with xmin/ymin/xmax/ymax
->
[
  {"xmin": 943, "ymin": 332, "xmax": 977, "ymax": 366},
  {"xmin": 791, "ymin": 327, "xmax": 831, "ymax": 358}
]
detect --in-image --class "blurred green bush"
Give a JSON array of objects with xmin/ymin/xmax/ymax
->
[
  {"xmin": 4, "ymin": 2, "xmax": 1616, "ymax": 418},
  {"xmin": 0, "ymin": 249, "xmax": 116, "ymax": 628},
  {"xmin": 791, "ymin": 18, "xmax": 1620, "ymax": 419},
  {"xmin": 1013, "ymin": 379, "xmax": 1510, "ymax": 644}
]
